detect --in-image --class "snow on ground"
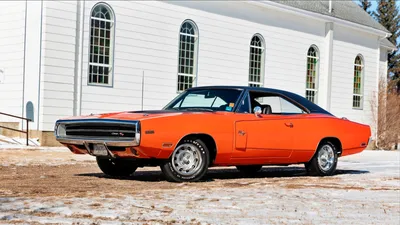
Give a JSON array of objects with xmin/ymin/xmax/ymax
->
[
  {"xmin": 0, "ymin": 148, "xmax": 93, "ymax": 167},
  {"xmin": 0, "ymin": 149, "xmax": 399, "ymax": 224},
  {"xmin": 0, "ymin": 135, "xmax": 41, "ymax": 147}
]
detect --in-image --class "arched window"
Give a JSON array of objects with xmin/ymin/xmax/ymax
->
[
  {"xmin": 353, "ymin": 55, "xmax": 364, "ymax": 109},
  {"xmin": 89, "ymin": 3, "xmax": 115, "ymax": 86},
  {"xmin": 177, "ymin": 20, "xmax": 198, "ymax": 92},
  {"xmin": 248, "ymin": 34, "xmax": 265, "ymax": 87},
  {"xmin": 305, "ymin": 46, "xmax": 319, "ymax": 103}
]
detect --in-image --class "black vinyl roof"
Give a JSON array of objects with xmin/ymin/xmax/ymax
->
[{"xmin": 189, "ymin": 85, "xmax": 333, "ymax": 116}]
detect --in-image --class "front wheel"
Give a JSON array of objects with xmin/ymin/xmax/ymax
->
[
  {"xmin": 96, "ymin": 157, "xmax": 138, "ymax": 177},
  {"xmin": 305, "ymin": 141, "xmax": 338, "ymax": 176},
  {"xmin": 161, "ymin": 138, "xmax": 209, "ymax": 182}
]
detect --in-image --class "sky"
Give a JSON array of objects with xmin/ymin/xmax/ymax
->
[
  {"xmin": 364, "ymin": 0, "xmax": 400, "ymax": 44},
  {"xmin": 369, "ymin": 0, "xmax": 400, "ymax": 11}
]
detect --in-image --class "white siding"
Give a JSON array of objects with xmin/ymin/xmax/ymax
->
[
  {"xmin": 40, "ymin": 0, "xmax": 78, "ymax": 130},
  {"xmin": 0, "ymin": 1, "xmax": 26, "ymax": 122},
  {"xmin": 331, "ymin": 25, "xmax": 379, "ymax": 127},
  {"xmin": 379, "ymin": 47, "xmax": 388, "ymax": 80},
  {"xmin": 79, "ymin": 1, "xmax": 326, "ymax": 117}
]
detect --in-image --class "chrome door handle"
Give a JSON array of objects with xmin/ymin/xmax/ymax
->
[
  {"xmin": 285, "ymin": 122, "xmax": 293, "ymax": 128},
  {"xmin": 238, "ymin": 130, "xmax": 246, "ymax": 136}
]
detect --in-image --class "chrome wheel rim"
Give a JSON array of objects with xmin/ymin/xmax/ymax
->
[
  {"xmin": 317, "ymin": 145, "xmax": 335, "ymax": 172},
  {"xmin": 171, "ymin": 143, "xmax": 203, "ymax": 176}
]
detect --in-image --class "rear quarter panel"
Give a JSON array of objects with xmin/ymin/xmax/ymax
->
[{"xmin": 292, "ymin": 114, "xmax": 371, "ymax": 160}]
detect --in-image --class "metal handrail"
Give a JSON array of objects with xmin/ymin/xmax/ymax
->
[{"xmin": 0, "ymin": 112, "xmax": 31, "ymax": 146}]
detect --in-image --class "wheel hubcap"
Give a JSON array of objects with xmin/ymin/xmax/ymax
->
[
  {"xmin": 317, "ymin": 145, "xmax": 335, "ymax": 172},
  {"xmin": 172, "ymin": 143, "xmax": 202, "ymax": 176}
]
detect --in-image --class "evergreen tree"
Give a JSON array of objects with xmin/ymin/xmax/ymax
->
[
  {"xmin": 374, "ymin": 0, "xmax": 400, "ymax": 80},
  {"xmin": 358, "ymin": 0, "xmax": 372, "ymax": 15}
]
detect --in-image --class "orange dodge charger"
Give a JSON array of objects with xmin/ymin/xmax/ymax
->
[{"xmin": 55, "ymin": 86, "xmax": 371, "ymax": 182}]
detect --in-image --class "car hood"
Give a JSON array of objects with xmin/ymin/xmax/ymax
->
[{"xmin": 59, "ymin": 110, "xmax": 212, "ymax": 121}]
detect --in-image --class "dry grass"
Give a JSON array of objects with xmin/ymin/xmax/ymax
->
[{"xmin": 370, "ymin": 78, "xmax": 400, "ymax": 150}]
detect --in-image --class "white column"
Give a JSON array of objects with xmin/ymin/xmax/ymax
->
[
  {"xmin": 319, "ymin": 22, "xmax": 334, "ymax": 111},
  {"xmin": 74, "ymin": 0, "xmax": 85, "ymax": 116},
  {"xmin": 23, "ymin": 0, "xmax": 43, "ymax": 130}
]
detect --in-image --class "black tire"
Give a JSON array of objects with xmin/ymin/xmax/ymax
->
[
  {"xmin": 305, "ymin": 141, "xmax": 338, "ymax": 176},
  {"xmin": 96, "ymin": 157, "xmax": 138, "ymax": 177},
  {"xmin": 161, "ymin": 138, "xmax": 209, "ymax": 182},
  {"xmin": 236, "ymin": 165, "xmax": 263, "ymax": 174}
]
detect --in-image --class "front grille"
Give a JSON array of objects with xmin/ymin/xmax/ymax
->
[{"xmin": 62, "ymin": 121, "xmax": 137, "ymax": 140}]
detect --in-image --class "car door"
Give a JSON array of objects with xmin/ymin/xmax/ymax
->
[
  {"xmin": 233, "ymin": 115, "xmax": 294, "ymax": 158},
  {"xmin": 232, "ymin": 91, "xmax": 299, "ymax": 159}
]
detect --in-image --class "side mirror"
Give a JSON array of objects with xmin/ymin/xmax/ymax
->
[{"xmin": 253, "ymin": 106, "xmax": 262, "ymax": 117}]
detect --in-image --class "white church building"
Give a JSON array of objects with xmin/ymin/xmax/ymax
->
[{"xmin": 0, "ymin": 0, "xmax": 396, "ymax": 145}]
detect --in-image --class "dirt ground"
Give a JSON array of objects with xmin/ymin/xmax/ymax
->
[{"xmin": 0, "ymin": 149, "xmax": 399, "ymax": 224}]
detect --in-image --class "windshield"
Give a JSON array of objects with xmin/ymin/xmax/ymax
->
[{"xmin": 163, "ymin": 88, "xmax": 243, "ymax": 112}]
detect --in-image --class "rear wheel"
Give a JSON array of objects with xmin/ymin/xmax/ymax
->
[
  {"xmin": 236, "ymin": 165, "xmax": 262, "ymax": 174},
  {"xmin": 161, "ymin": 138, "xmax": 209, "ymax": 182},
  {"xmin": 96, "ymin": 157, "xmax": 138, "ymax": 177},
  {"xmin": 305, "ymin": 141, "xmax": 338, "ymax": 176}
]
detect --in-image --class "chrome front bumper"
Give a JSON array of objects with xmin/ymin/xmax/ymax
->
[
  {"xmin": 56, "ymin": 138, "xmax": 140, "ymax": 147},
  {"xmin": 54, "ymin": 119, "xmax": 141, "ymax": 147}
]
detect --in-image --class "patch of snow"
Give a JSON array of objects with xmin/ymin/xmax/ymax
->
[
  {"xmin": 0, "ymin": 186, "xmax": 399, "ymax": 225},
  {"xmin": 0, "ymin": 135, "xmax": 40, "ymax": 146},
  {"xmin": 0, "ymin": 150, "xmax": 398, "ymax": 224}
]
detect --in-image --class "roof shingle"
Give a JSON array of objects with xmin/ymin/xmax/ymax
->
[{"xmin": 272, "ymin": 0, "xmax": 389, "ymax": 33}]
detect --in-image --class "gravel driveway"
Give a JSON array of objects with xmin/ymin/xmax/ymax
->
[{"xmin": 0, "ymin": 149, "xmax": 399, "ymax": 224}]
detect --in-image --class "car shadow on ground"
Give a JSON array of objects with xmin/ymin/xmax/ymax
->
[{"xmin": 76, "ymin": 167, "xmax": 369, "ymax": 182}]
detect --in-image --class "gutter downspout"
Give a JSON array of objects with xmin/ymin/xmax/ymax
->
[
  {"xmin": 21, "ymin": 0, "xmax": 28, "ymax": 129},
  {"xmin": 78, "ymin": 0, "xmax": 86, "ymax": 116},
  {"xmin": 73, "ymin": 1, "xmax": 81, "ymax": 116}
]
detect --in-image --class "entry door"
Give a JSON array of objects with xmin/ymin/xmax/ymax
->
[{"xmin": 233, "ymin": 115, "xmax": 294, "ymax": 158}]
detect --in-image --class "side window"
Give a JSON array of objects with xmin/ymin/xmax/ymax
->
[
  {"xmin": 249, "ymin": 91, "xmax": 305, "ymax": 115},
  {"xmin": 261, "ymin": 97, "xmax": 303, "ymax": 114},
  {"xmin": 237, "ymin": 93, "xmax": 251, "ymax": 113},
  {"xmin": 257, "ymin": 96, "xmax": 280, "ymax": 113}
]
